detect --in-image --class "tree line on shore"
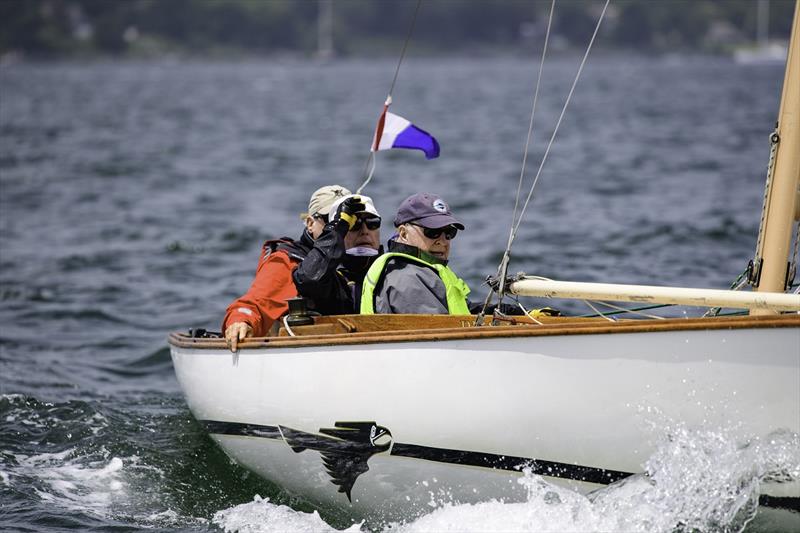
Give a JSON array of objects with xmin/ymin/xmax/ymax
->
[{"xmin": 1, "ymin": 0, "xmax": 795, "ymax": 60}]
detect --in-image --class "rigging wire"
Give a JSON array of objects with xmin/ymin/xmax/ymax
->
[
  {"xmin": 703, "ymin": 269, "xmax": 750, "ymax": 317},
  {"xmin": 489, "ymin": 0, "xmax": 610, "ymax": 307},
  {"xmin": 581, "ymin": 300, "xmax": 667, "ymax": 320},
  {"xmin": 356, "ymin": 0, "xmax": 422, "ymax": 194},
  {"xmin": 388, "ymin": 0, "xmax": 421, "ymax": 100},
  {"xmin": 508, "ymin": 0, "xmax": 555, "ymax": 237},
  {"xmin": 497, "ymin": 0, "xmax": 556, "ymax": 298},
  {"xmin": 475, "ymin": 1, "xmax": 555, "ymax": 324},
  {"xmin": 507, "ymin": 0, "xmax": 610, "ymax": 251},
  {"xmin": 578, "ymin": 303, "xmax": 672, "ymax": 318},
  {"xmin": 788, "ymin": 219, "xmax": 800, "ymax": 288}
]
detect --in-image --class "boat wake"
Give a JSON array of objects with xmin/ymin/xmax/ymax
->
[{"xmin": 212, "ymin": 423, "xmax": 800, "ymax": 533}]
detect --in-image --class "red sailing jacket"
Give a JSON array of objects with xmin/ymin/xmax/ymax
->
[{"xmin": 221, "ymin": 238, "xmax": 306, "ymax": 337}]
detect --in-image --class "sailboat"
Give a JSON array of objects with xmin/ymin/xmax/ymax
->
[
  {"xmin": 169, "ymin": 1, "xmax": 800, "ymax": 524},
  {"xmin": 734, "ymin": 0, "xmax": 788, "ymax": 65}
]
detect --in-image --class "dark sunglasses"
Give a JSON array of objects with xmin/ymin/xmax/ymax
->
[
  {"xmin": 351, "ymin": 216, "xmax": 381, "ymax": 232},
  {"xmin": 315, "ymin": 213, "xmax": 380, "ymax": 232},
  {"xmin": 412, "ymin": 223, "xmax": 458, "ymax": 240}
]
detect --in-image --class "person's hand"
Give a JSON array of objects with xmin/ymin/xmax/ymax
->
[
  {"xmin": 225, "ymin": 321, "xmax": 253, "ymax": 352},
  {"xmin": 334, "ymin": 196, "xmax": 366, "ymax": 230}
]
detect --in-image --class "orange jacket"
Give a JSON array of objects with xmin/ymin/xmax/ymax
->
[{"xmin": 222, "ymin": 240, "xmax": 303, "ymax": 337}]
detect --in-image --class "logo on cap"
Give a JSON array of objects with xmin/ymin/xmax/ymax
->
[{"xmin": 432, "ymin": 199, "xmax": 448, "ymax": 213}]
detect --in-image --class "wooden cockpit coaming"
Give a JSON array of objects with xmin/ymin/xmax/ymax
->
[{"xmin": 168, "ymin": 313, "xmax": 800, "ymax": 350}]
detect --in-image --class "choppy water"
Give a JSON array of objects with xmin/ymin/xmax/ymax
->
[{"xmin": 1, "ymin": 55, "xmax": 798, "ymax": 531}]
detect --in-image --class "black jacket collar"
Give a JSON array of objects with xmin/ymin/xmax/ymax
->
[
  {"xmin": 273, "ymin": 230, "xmax": 314, "ymax": 261},
  {"xmin": 388, "ymin": 240, "xmax": 448, "ymax": 266}
]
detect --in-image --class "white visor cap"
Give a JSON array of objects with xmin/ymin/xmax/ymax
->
[{"xmin": 328, "ymin": 194, "xmax": 380, "ymax": 219}]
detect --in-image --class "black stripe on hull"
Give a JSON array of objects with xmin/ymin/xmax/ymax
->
[
  {"xmin": 200, "ymin": 420, "xmax": 282, "ymax": 439},
  {"xmin": 198, "ymin": 419, "xmax": 799, "ymax": 511},
  {"xmin": 757, "ymin": 495, "xmax": 800, "ymax": 512},
  {"xmin": 390, "ymin": 443, "xmax": 630, "ymax": 484}
]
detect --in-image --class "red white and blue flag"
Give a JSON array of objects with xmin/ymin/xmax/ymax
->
[{"xmin": 371, "ymin": 108, "xmax": 440, "ymax": 160}]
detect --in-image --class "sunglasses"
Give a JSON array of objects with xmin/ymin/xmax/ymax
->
[
  {"xmin": 351, "ymin": 216, "xmax": 381, "ymax": 232},
  {"xmin": 411, "ymin": 223, "xmax": 458, "ymax": 240},
  {"xmin": 315, "ymin": 213, "xmax": 380, "ymax": 232}
]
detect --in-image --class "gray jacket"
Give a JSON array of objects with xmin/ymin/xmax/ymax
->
[
  {"xmin": 374, "ymin": 258, "xmax": 450, "ymax": 314},
  {"xmin": 372, "ymin": 241, "xmax": 529, "ymax": 317}
]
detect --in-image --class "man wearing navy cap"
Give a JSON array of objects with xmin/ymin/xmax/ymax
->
[{"xmin": 360, "ymin": 192, "xmax": 471, "ymax": 315}]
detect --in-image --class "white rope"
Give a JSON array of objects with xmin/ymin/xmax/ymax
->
[
  {"xmin": 282, "ymin": 315, "xmax": 296, "ymax": 337},
  {"xmin": 356, "ymin": 152, "xmax": 377, "ymax": 194},
  {"xmin": 514, "ymin": 301, "xmax": 543, "ymax": 324},
  {"xmin": 581, "ymin": 299, "xmax": 617, "ymax": 322},
  {"xmin": 504, "ymin": 0, "xmax": 611, "ymax": 258}
]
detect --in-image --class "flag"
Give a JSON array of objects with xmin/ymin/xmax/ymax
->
[{"xmin": 371, "ymin": 110, "xmax": 440, "ymax": 159}]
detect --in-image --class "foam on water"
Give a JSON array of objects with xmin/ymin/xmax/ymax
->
[
  {"xmin": 10, "ymin": 447, "xmax": 126, "ymax": 515},
  {"xmin": 212, "ymin": 424, "xmax": 799, "ymax": 533},
  {"xmin": 6, "ymin": 445, "xmax": 210, "ymax": 529},
  {"xmin": 214, "ymin": 495, "xmax": 364, "ymax": 533}
]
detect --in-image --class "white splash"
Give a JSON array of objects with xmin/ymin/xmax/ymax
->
[
  {"xmin": 14, "ymin": 448, "xmax": 127, "ymax": 513},
  {"xmin": 9, "ymin": 447, "xmax": 207, "ymax": 529},
  {"xmin": 213, "ymin": 495, "xmax": 363, "ymax": 533},
  {"xmin": 212, "ymin": 424, "xmax": 799, "ymax": 533}
]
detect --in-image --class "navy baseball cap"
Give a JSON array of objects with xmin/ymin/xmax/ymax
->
[{"xmin": 393, "ymin": 193, "xmax": 465, "ymax": 230}]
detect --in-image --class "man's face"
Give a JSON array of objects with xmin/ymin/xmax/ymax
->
[
  {"xmin": 305, "ymin": 215, "xmax": 327, "ymax": 239},
  {"xmin": 344, "ymin": 214, "xmax": 381, "ymax": 250},
  {"xmin": 398, "ymin": 223, "xmax": 452, "ymax": 260}
]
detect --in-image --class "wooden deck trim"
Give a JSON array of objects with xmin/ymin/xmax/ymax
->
[{"xmin": 169, "ymin": 314, "xmax": 800, "ymax": 351}]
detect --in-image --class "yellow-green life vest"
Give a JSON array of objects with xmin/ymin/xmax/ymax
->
[{"xmin": 360, "ymin": 252, "xmax": 471, "ymax": 315}]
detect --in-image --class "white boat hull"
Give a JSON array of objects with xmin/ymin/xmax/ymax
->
[{"xmin": 170, "ymin": 322, "xmax": 800, "ymax": 522}]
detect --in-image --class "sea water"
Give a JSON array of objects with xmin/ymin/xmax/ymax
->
[{"xmin": 1, "ymin": 57, "xmax": 798, "ymax": 531}]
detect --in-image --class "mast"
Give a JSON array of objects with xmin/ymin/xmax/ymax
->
[
  {"xmin": 757, "ymin": 0, "xmax": 770, "ymax": 47},
  {"xmin": 317, "ymin": 0, "xmax": 334, "ymax": 60},
  {"xmin": 752, "ymin": 0, "xmax": 800, "ymax": 313}
]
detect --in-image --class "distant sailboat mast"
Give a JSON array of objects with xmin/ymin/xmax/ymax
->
[
  {"xmin": 734, "ymin": 0, "xmax": 787, "ymax": 64},
  {"xmin": 317, "ymin": 0, "xmax": 334, "ymax": 60},
  {"xmin": 757, "ymin": 0, "xmax": 770, "ymax": 47}
]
